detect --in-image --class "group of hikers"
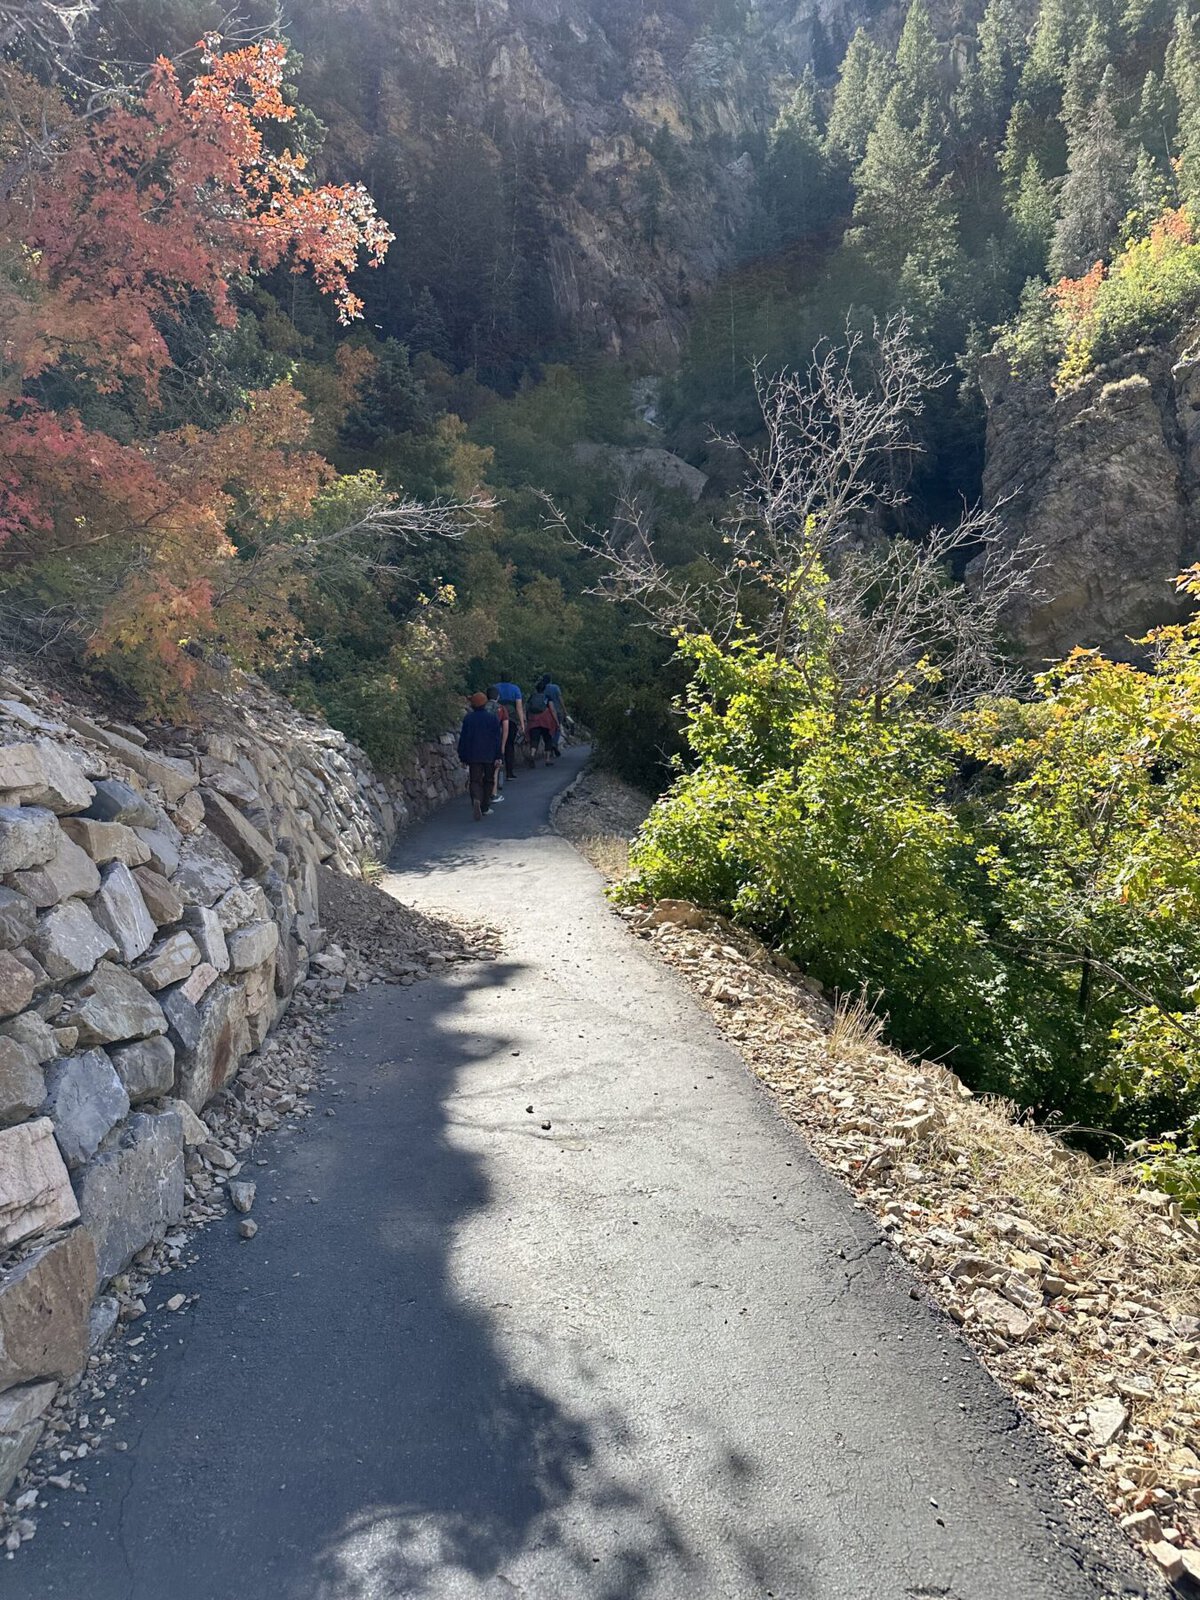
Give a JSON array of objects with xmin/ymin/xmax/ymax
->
[{"xmin": 457, "ymin": 673, "xmax": 568, "ymax": 821}]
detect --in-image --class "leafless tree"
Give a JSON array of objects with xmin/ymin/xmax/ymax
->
[
  {"xmin": 0, "ymin": 0, "xmax": 94, "ymax": 65},
  {"xmin": 550, "ymin": 315, "xmax": 1037, "ymax": 720}
]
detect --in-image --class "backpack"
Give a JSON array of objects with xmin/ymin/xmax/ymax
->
[{"xmin": 527, "ymin": 691, "xmax": 548, "ymax": 714}]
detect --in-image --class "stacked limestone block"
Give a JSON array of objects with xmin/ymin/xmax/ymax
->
[{"xmin": 0, "ymin": 665, "xmax": 462, "ymax": 1500}]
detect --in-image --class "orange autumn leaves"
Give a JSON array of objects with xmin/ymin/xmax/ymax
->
[
  {"xmin": 0, "ymin": 36, "xmax": 392, "ymax": 692},
  {"xmin": 1046, "ymin": 206, "xmax": 1200, "ymax": 388}
]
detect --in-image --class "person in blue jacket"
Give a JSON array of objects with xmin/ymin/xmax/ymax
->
[{"xmin": 457, "ymin": 692, "xmax": 503, "ymax": 820}]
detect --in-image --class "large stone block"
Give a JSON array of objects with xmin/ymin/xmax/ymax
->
[
  {"xmin": 214, "ymin": 885, "xmax": 257, "ymax": 932},
  {"xmin": 0, "ymin": 741, "xmax": 94, "ymax": 815},
  {"xmin": 62, "ymin": 961, "xmax": 167, "ymax": 1047},
  {"xmin": 226, "ymin": 919, "xmax": 278, "ymax": 973},
  {"xmin": 131, "ymin": 866, "xmax": 183, "ymax": 927},
  {"xmin": 60, "ymin": 817, "xmax": 150, "ymax": 868},
  {"xmin": 134, "ymin": 931, "xmax": 200, "ymax": 992},
  {"xmin": 0, "ymin": 1039, "xmax": 45, "ymax": 1127},
  {"xmin": 242, "ymin": 957, "xmax": 279, "ymax": 1051},
  {"xmin": 173, "ymin": 983, "xmax": 249, "ymax": 1110},
  {"xmin": 28, "ymin": 901, "xmax": 117, "ymax": 983},
  {"xmin": 0, "ymin": 1419, "xmax": 44, "ymax": 1499},
  {"xmin": 83, "ymin": 777, "xmax": 160, "ymax": 829},
  {"xmin": 108, "ymin": 1035, "xmax": 175, "ymax": 1104},
  {"xmin": 0, "ymin": 1010, "xmax": 57, "ymax": 1064},
  {"xmin": 0, "ymin": 1228, "xmax": 96, "ymax": 1392},
  {"xmin": 0, "ymin": 952, "xmax": 35, "ymax": 1020},
  {"xmin": 0, "ymin": 1378, "xmax": 56, "ymax": 1434},
  {"xmin": 42, "ymin": 1049, "xmax": 129, "ymax": 1169},
  {"xmin": 0, "ymin": 805, "xmax": 59, "ymax": 875},
  {"xmin": 10, "ymin": 830, "xmax": 100, "ymax": 908},
  {"xmin": 0, "ymin": 1375, "xmax": 58, "ymax": 1493},
  {"xmin": 92, "ymin": 861, "xmax": 156, "ymax": 963},
  {"xmin": 182, "ymin": 905, "xmax": 229, "ymax": 973},
  {"xmin": 178, "ymin": 962, "xmax": 217, "ymax": 1004},
  {"xmin": 200, "ymin": 788, "xmax": 273, "ymax": 876},
  {"xmin": 0, "ymin": 888, "xmax": 37, "ymax": 950},
  {"xmin": 0, "ymin": 1119, "xmax": 79, "ymax": 1249},
  {"xmin": 133, "ymin": 826, "xmax": 180, "ymax": 878},
  {"xmin": 73, "ymin": 1111, "xmax": 183, "ymax": 1282},
  {"xmin": 160, "ymin": 984, "xmax": 201, "ymax": 1054},
  {"xmin": 174, "ymin": 848, "xmax": 237, "ymax": 908},
  {"xmin": 65, "ymin": 716, "xmax": 198, "ymax": 806}
]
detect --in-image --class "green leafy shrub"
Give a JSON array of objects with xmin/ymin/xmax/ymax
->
[{"xmin": 619, "ymin": 609, "xmax": 1200, "ymax": 1192}]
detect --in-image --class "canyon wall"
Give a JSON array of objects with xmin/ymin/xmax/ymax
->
[{"xmin": 981, "ymin": 339, "xmax": 1200, "ymax": 662}]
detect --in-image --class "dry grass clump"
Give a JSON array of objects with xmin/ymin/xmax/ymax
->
[
  {"xmin": 570, "ymin": 833, "xmax": 632, "ymax": 879},
  {"xmin": 552, "ymin": 769, "xmax": 650, "ymax": 883}
]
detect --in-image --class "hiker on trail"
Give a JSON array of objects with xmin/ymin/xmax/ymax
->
[
  {"xmin": 493, "ymin": 673, "xmax": 525, "ymax": 779},
  {"xmin": 458, "ymin": 692, "xmax": 503, "ymax": 821},
  {"xmin": 485, "ymin": 684, "xmax": 509, "ymax": 804},
  {"xmin": 525, "ymin": 692, "xmax": 560, "ymax": 765},
  {"xmin": 536, "ymin": 674, "xmax": 567, "ymax": 752}
]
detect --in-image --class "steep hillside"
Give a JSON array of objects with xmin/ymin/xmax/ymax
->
[{"xmin": 288, "ymin": 0, "xmax": 883, "ymax": 365}]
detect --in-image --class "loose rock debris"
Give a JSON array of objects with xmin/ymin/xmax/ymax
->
[
  {"xmin": 556, "ymin": 766, "xmax": 1200, "ymax": 1589},
  {"xmin": 0, "ymin": 865, "xmax": 495, "ymax": 1556}
]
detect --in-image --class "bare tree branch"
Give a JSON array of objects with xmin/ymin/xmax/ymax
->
[{"xmin": 551, "ymin": 316, "xmax": 1039, "ymax": 718}]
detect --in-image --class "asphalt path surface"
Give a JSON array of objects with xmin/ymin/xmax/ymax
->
[{"xmin": 9, "ymin": 743, "xmax": 1157, "ymax": 1600}]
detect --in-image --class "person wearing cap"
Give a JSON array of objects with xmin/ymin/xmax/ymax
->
[{"xmin": 457, "ymin": 692, "xmax": 503, "ymax": 821}]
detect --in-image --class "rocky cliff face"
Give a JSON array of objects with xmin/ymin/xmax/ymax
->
[
  {"xmin": 980, "ymin": 341, "xmax": 1200, "ymax": 662},
  {"xmin": 0, "ymin": 665, "xmax": 462, "ymax": 1496},
  {"xmin": 293, "ymin": 0, "xmax": 881, "ymax": 358}
]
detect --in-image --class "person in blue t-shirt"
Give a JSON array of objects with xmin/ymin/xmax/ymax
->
[{"xmin": 493, "ymin": 674, "xmax": 525, "ymax": 778}]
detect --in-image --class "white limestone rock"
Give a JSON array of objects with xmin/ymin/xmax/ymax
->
[
  {"xmin": 92, "ymin": 861, "xmax": 157, "ymax": 963},
  {"xmin": 27, "ymin": 900, "xmax": 118, "ymax": 983}
]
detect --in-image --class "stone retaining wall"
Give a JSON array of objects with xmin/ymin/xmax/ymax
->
[{"xmin": 0, "ymin": 665, "xmax": 461, "ymax": 1496}]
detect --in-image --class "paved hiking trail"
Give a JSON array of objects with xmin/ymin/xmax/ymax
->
[{"xmin": 9, "ymin": 745, "xmax": 1153, "ymax": 1600}]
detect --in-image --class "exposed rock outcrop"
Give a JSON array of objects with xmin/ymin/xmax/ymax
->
[
  {"xmin": 291, "ymin": 0, "xmax": 883, "ymax": 358},
  {"xmin": 0, "ymin": 662, "xmax": 464, "ymax": 1488},
  {"xmin": 980, "ymin": 340, "xmax": 1200, "ymax": 661}
]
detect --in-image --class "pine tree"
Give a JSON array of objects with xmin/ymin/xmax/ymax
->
[
  {"xmin": 1137, "ymin": 69, "xmax": 1170, "ymax": 166},
  {"xmin": 1121, "ymin": 0, "xmax": 1172, "ymax": 49},
  {"xmin": 847, "ymin": 93, "xmax": 958, "ymax": 273},
  {"xmin": 1166, "ymin": 9, "xmax": 1200, "ymax": 125},
  {"xmin": 1007, "ymin": 154, "xmax": 1057, "ymax": 280},
  {"xmin": 1168, "ymin": 10, "xmax": 1200, "ymax": 201},
  {"xmin": 955, "ymin": 0, "xmax": 1024, "ymax": 144},
  {"xmin": 826, "ymin": 29, "xmax": 894, "ymax": 168},
  {"xmin": 410, "ymin": 287, "xmax": 451, "ymax": 363},
  {"xmin": 1063, "ymin": 17, "xmax": 1113, "ymax": 125},
  {"xmin": 766, "ymin": 72, "xmax": 837, "ymax": 240},
  {"xmin": 1050, "ymin": 70, "xmax": 1135, "ymax": 276},
  {"xmin": 1020, "ymin": 0, "xmax": 1079, "ymax": 109},
  {"xmin": 893, "ymin": 0, "xmax": 943, "ymax": 127},
  {"xmin": 999, "ymin": 98, "xmax": 1065, "ymax": 194},
  {"xmin": 1131, "ymin": 144, "xmax": 1173, "ymax": 213}
]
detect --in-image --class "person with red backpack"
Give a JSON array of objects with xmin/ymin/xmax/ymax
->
[{"xmin": 524, "ymin": 686, "xmax": 559, "ymax": 764}]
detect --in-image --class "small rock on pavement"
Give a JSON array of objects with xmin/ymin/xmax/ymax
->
[
  {"xmin": 165, "ymin": 1293, "xmax": 186, "ymax": 1312},
  {"xmin": 238, "ymin": 1218, "xmax": 258, "ymax": 1239},
  {"xmin": 228, "ymin": 1180, "xmax": 256, "ymax": 1214}
]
